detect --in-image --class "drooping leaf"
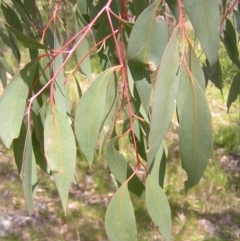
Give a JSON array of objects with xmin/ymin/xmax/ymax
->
[
  {"xmin": 178, "ymin": 65, "xmax": 212, "ymax": 192},
  {"xmin": 0, "ymin": 27, "xmax": 21, "ymax": 63},
  {"xmin": 75, "ymin": 5, "xmax": 92, "ymax": 81},
  {"xmin": 11, "ymin": 0, "xmax": 35, "ymax": 30},
  {"xmin": 148, "ymin": 141, "xmax": 167, "ymax": 188},
  {"xmin": 128, "ymin": 1, "xmax": 168, "ymax": 67},
  {"xmin": 105, "ymin": 183, "xmax": 137, "ymax": 241},
  {"xmin": 165, "ymin": 0, "xmax": 179, "ymax": 20},
  {"xmin": 44, "ymin": 104, "xmax": 76, "ymax": 213},
  {"xmin": 21, "ymin": 125, "xmax": 36, "ymax": 215},
  {"xmin": 227, "ymin": 72, "xmax": 240, "ymax": 111},
  {"xmin": 184, "ymin": 0, "xmax": 220, "ymax": 67},
  {"xmin": 53, "ymin": 28, "xmax": 66, "ymax": 116},
  {"xmin": 233, "ymin": 9, "xmax": 240, "ymax": 34},
  {"xmin": 98, "ymin": 76, "xmax": 118, "ymax": 151},
  {"xmin": 0, "ymin": 52, "xmax": 14, "ymax": 76},
  {"xmin": 1, "ymin": 2, "xmax": 22, "ymax": 32},
  {"xmin": 146, "ymin": 174, "xmax": 172, "ymax": 241},
  {"xmin": 5, "ymin": 23, "xmax": 48, "ymax": 50},
  {"xmin": 75, "ymin": 67, "xmax": 117, "ymax": 165},
  {"xmin": 147, "ymin": 29, "xmax": 179, "ymax": 163},
  {"xmin": 106, "ymin": 137, "xmax": 145, "ymax": 198},
  {"xmin": 222, "ymin": 18, "xmax": 240, "ymax": 69},
  {"xmin": 0, "ymin": 59, "xmax": 39, "ymax": 148},
  {"xmin": 0, "ymin": 67, "xmax": 7, "ymax": 88}
]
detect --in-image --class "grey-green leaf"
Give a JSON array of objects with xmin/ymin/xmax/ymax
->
[
  {"xmin": 178, "ymin": 65, "xmax": 212, "ymax": 192},
  {"xmin": 105, "ymin": 183, "xmax": 137, "ymax": 241},
  {"xmin": 44, "ymin": 104, "xmax": 76, "ymax": 213},
  {"xmin": 147, "ymin": 29, "xmax": 179, "ymax": 163},
  {"xmin": 184, "ymin": 0, "xmax": 220, "ymax": 67},
  {"xmin": 0, "ymin": 59, "xmax": 39, "ymax": 148},
  {"xmin": 227, "ymin": 72, "xmax": 240, "ymax": 111},
  {"xmin": 146, "ymin": 174, "xmax": 171, "ymax": 241},
  {"xmin": 74, "ymin": 67, "xmax": 117, "ymax": 165},
  {"xmin": 106, "ymin": 137, "xmax": 145, "ymax": 198}
]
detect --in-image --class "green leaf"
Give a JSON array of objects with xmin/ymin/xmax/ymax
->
[
  {"xmin": 53, "ymin": 28, "xmax": 66, "ymax": 116},
  {"xmin": 222, "ymin": 19, "xmax": 240, "ymax": 69},
  {"xmin": 5, "ymin": 23, "xmax": 49, "ymax": 50},
  {"xmin": 106, "ymin": 137, "xmax": 145, "ymax": 198},
  {"xmin": 184, "ymin": 0, "xmax": 220, "ymax": 67},
  {"xmin": 21, "ymin": 125, "xmax": 36, "ymax": 215},
  {"xmin": 0, "ymin": 59, "xmax": 39, "ymax": 148},
  {"xmin": 98, "ymin": 76, "xmax": 118, "ymax": 151},
  {"xmin": 0, "ymin": 52, "xmax": 14, "ymax": 76},
  {"xmin": 227, "ymin": 72, "xmax": 240, "ymax": 111},
  {"xmin": 105, "ymin": 183, "xmax": 137, "ymax": 241},
  {"xmin": 178, "ymin": 65, "xmax": 212, "ymax": 192},
  {"xmin": 166, "ymin": 0, "xmax": 179, "ymax": 20},
  {"xmin": 0, "ymin": 27, "xmax": 21, "ymax": 63},
  {"xmin": 233, "ymin": 10, "xmax": 240, "ymax": 34},
  {"xmin": 75, "ymin": 67, "xmax": 117, "ymax": 165},
  {"xmin": 146, "ymin": 174, "xmax": 171, "ymax": 241},
  {"xmin": 75, "ymin": 6, "xmax": 92, "ymax": 81},
  {"xmin": 44, "ymin": 104, "xmax": 76, "ymax": 213},
  {"xmin": 148, "ymin": 141, "xmax": 167, "ymax": 188},
  {"xmin": 147, "ymin": 29, "xmax": 179, "ymax": 163},
  {"xmin": 0, "ymin": 67, "xmax": 7, "ymax": 88},
  {"xmin": 128, "ymin": 1, "xmax": 168, "ymax": 68}
]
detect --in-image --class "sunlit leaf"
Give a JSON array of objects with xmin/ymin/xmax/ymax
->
[
  {"xmin": 227, "ymin": 72, "xmax": 240, "ymax": 111},
  {"xmin": 178, "ymin": 65, "xmax": 212, "ymax": 192},
  {"xmin": 146, "ymin": 174, "xmax": 171, "ymax": 241},
  {"xmin": 0, "ymin": 59, "xmax": 39, "ymax": 148},
  {"xmin": 5, "ymin": 23, "xmax": 48, "ymax": 50},
  {"xmin": 106, "ymin": 137, "xmax": 145, "ymax": 198},
  {"xmin": 44, "ymin": 104, "xmax": 76, "ymax": 213},
  {"xmin": 147, "ymin": 29, "xmax": 179, "ymax": 163},
  {"xmin": 105, "ymin": 183, "xmax": 137, "ymax": 241},
  {"xmin": 184, "ymin": 0, "xmax": 220, "ymax": 67},
  {"xmin": 75, "ymin": 67, "xmax": 117, "ymax": 165}
]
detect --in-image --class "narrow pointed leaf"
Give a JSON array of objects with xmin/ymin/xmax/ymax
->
[
  {"xmin": 184, "ymin": 0, "xmax": 220, "ymax": 67},
  {"xmin": 0, "ymin": 67, "xmax": 7, "ymax": 88},
  {"xmin": 53, "ymin": 29, "xmax": 66, "ymax": 116},
  {"xmin": 0, "ymin": 59, "xmax": 39, "ymax": 148},
  {"xmin": 75, "ymin": 67, "xmax": 117, "ymax": 165},
  {"xmin": 227, "ymin": 72, "xmax": 240, "ymax": 111},
  {"xmin": 146, "ymin": 174, "xmax": 171, "ymax": 241},
  {"xmin": 105, "ymin": 183, "xmax": 137, "ymax": 241},
  {"xmin": 106, "ymin": 137, "xmax": 145, "ymax": 197},
  {"xmin": 233, "ymin": 10, "xmax": 240, "ymax": 34},
  {"xmin": 21, "ymin": 125, "xmax": 34, "ymax": 215},
  {"xmin": 44, "ymin": 104, "xmax": 76, "ymax": 213},
  {"xmin": 222, "ymin": 19, "xmax": 240, "ymax": 69},
  {"xmin": 178, "ymin": 66, "xmax": 212, "ymax": 192},
  {"xmin": 75, "ymin": 7, "xmax": 92, "ymax": 81},
  {"xmin": 5, "ymin": 23, "xmax": 49, "ymax": 50},
  {"xmin": 147, "ymin": 30, "xmax": 179, "ymax": 163},
  {"xmin": 0, "ymin": 52, "xmax": 14, "ymax": 76}
]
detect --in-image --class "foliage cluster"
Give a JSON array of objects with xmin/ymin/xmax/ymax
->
[{"xmin": 0, "ymin": 0, "xmax": 240, "ymax": 240}]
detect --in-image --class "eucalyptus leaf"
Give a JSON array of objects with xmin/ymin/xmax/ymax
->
[
  {"xmin": 105, "ymin": 183, "xmax": 137, "ymax": 241},
  {"xmin": 0, "ymin": 59, "xmax": 39, "ymax": 148}
]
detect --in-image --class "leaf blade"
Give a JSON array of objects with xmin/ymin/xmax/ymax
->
[{"xmin": 105, "ymin": 183, "xmax": 137, "ymax": 241}]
